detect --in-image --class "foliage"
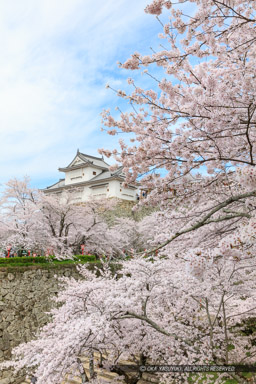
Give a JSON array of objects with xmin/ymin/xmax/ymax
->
[
  {"xmin": 0, "ymin": 254, "xmax": 96, "ymax": 266},
  {"xmin": 0, "ymin": 256, "xmax": 48, "ymax": 265},
  {"xmin": 73, "ymin": 255, "xmax": 96, "ymax": 262},
  {"xmin": 0, "ymin": 262, "xmax": 123, "ymax": 274}
]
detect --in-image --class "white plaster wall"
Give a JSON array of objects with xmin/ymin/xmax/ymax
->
[
  {"xmin": 91, "ymin": 184, "xmax": 108, "ymax": 199},
  {"xmin": 83, "ymin": 167, "xmax": 102, "ymax": 182},
  {"xmin": 108, "ymin": 180, "xmax": 121, "ymax": 198},
  {"xmin": 81, "ymin": 186, "xmax": 93, "ymax": 201},
  {"xmin": 65, "ymin": 168, "xmax": 82, "ymax": 185},
  {"xmin": 65, "ymin": 167, "xmax": 102, "ymax": 185},
  {"xmin": 121, "ymin": 186, "xmax": 138, "ymax": 201},
  {"xmin": 108, "ymin": 181, "xmax": 138, "ymax": 201},
  {"xmin": 62, "ymin": 180, "xmax": 138, "ymax": 202}
]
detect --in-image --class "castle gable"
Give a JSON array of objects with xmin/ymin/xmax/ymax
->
[
  {"xmin": 69, "ymin": 156, "xmax": 86, "ymax": 167},
  {"xmin": 43, "ymin": 150, "xmax": 139, "ymax": 202},
  {"xmin": 59, "ymin": 150, "xmax": 109, "ymax": 172}
]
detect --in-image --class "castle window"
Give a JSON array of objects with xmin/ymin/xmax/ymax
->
[{"xmin": 93, "ymin": 171, "xmax": 96, "ymax": 175}]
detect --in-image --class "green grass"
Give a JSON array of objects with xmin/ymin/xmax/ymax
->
[
  {"xmin": 0, "ymin": 255, "xmax": 123, "ymax": 276},
  {"xmin": 0, "ymin": 254, "xmax": 96, "ymax": 268}
]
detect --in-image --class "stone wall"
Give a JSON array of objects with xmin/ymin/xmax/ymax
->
[{"xmin": 0, "ymin": 265, "xmax": 81, "ymax": 384}]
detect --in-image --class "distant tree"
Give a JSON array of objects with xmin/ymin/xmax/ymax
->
[
  {"xmin": 38, "ymin": 192, "xmax": 117, "ymax": 257},
  {"xmin": 0, "ymin": 177, "xmax": 45, "ymax": 253},
  {"xmin": 0, "ymin": 179, "xmax": 124, "ymax": 258}
]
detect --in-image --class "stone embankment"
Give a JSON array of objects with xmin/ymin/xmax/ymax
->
[{"xmin": 0, "ymin": 265, "xmax": 81, "ymax": 384}]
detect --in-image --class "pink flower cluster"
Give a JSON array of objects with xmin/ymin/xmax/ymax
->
[{"xmin": 236, "ymin": 166, "xmax": 256, "ymax": 189}]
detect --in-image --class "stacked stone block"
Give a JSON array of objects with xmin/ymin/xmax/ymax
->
[{"xmin": 0, "ymin": 267, "xmax": 81, "ymax": 384}]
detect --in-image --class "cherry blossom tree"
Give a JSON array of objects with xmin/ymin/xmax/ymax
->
[
  {"xmin": 1, "ymin": 1, "xmax": 256, "ymax": 384},
  {"xmin": 38, "ymin": 192, "xmax": 118, "ymax": 257},
  {"xmin": 0, "ymin": 177, "xmax": 46, "ymax": 254},
  {"xmin": 108, "ymin": 215, "xmax": 156, "ymax": 255},
  {"xmin": 100, "ymin": 0, "xmax": 256, "ymax": 253},
  {"xmin": 0, "ymin": 178, "xmax": 124, "ymax": 258},
  {"xmin": 3, "ymin": 248, "xmax": 256, "ymax": 384}
]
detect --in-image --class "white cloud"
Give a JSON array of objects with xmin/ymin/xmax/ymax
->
[{"xmin": 0, "ymin": 0, "xmax": 161, "ymax": 187}]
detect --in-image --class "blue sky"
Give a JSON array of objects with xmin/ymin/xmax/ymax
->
[{"xmin": 0, "ymin": 0, "xmax": 169, "ymax": 189}]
